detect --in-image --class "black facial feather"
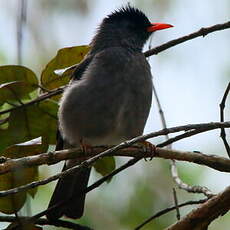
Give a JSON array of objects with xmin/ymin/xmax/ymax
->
[{"xmin": 90, "ymin": 5, "xmax": 152, "ymax": 53}]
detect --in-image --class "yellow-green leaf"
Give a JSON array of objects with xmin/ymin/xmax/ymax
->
[
  {"xmin": 0, "ymin": 139, "xmax": 45, "ymax": 214},
  {"xmin": 0, "ymin": 172, "xmax": 27, "ymax": 214},
  {"xmin": 0, "ymin": 100, "xmax": 58, "ymax": 151},
  {"xmin": 41, "ymin": 45, "xmax": 90, "ymax": 91},
  {"xmin": 93, "ymin": 157, "xmax": 116, "ymax": 182}
]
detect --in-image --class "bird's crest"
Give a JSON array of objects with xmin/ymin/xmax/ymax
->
[{"xmin": 104, "ymin": 5, "xmax": 150, "ymax": 26}]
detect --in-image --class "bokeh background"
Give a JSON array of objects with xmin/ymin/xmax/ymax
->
[{"xmin": 0, "ymin": 0, "xmax": 229, "ymax": 229}]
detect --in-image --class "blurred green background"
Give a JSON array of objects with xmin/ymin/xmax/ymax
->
[{"xmin": 0, "ymin": 0, "xmax": 229, "ymax": 229}]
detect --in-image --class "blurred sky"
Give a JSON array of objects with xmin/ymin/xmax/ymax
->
[{"xmin": 0, "ymin": 0, "xmax": 230, "ymax": 229}]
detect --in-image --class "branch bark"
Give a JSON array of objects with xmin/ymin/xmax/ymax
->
[
  {"xmin": 166, "ymin": 186, "xmax": 230, "ymax": 230},
  {"xmin": 1, "ymin": 121, "xmax": 229, "ymax": 175},
  {"xmin": 144, "ymin": 21, "xmax": 230, "ymax": 57},
  {"xmin": 1, "ymin": 145, "xmax": 230, "ymax": 198}
]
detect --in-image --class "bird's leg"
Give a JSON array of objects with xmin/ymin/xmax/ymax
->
[
  {"xmin": 80, "ymin": 138, "xmax": 93, "ymax": 156},
  {"xmin": 137, "ymin": 140, "xmax": 156, "ymax": 160}
]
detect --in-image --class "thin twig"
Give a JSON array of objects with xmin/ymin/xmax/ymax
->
[
  {"xmin": 170, "ymin": 160, "xmax": 214, "ymax": 198},
  {"xmin": 134, "ymin": 199, "xmax": 207, "ymax": 230},
  {"xmin": 0, "ymin": 87, "xmax": 64, "ymax": 115},
  {"xmin": 220, "ymin": 82, "xmax": 230, "ymax": 157},
  {"xmin": 17, "ymin": 0, "xmax": 27, "ymax": 65},
  {"xmin": 144, "ymin": 21, "xmax": 230, "ymax": 57},
  {"xmin": 173, "ymin": 188, "xmax": 180, "ymax": 220},
  {"xmin": 157, "ymin": 127, "xmax": 214, "ymax": 147},
  {"xmin": 152, "ymin": 82, "xmax": 171, "ymax": 147},
  {"xmin": 0, "ymin": 216, "xmax": 92, "ymax": 230},
  {"xmin": 152, "ymin": 71, "xmax": 213, "ymax": 198},
  {"xmin": 28, "ymin": 157, "xmax": 142, "ymax": 222}
]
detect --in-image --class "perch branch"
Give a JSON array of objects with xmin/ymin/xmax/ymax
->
[
  {"xmin": 0, "ymin": 121, "xmax": 229, "ymax": 175},
  {"xmin": 1, "ymin": 143, "xmax": 230, "ymax": 198}
]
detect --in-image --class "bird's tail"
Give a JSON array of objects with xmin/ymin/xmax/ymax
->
[{"xmin": 46, "ymin": 162, "xmax": 91, "ymax": 220}]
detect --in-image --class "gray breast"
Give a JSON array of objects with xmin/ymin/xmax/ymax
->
[{"xmin": 58, "ymin": 48, "xmax": 152, "ymax": 147}]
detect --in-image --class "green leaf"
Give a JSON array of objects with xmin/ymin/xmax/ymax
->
[
  {"xmin": 0, "ymin": 172, "xmax": 27, "ymax": 214},
  {"xmin": 93, "ymin": 157, "xmax": 116, "ymax": 182},
  {"xmin": 0, "ymin": 100, "xmax": 58, "ymax": 151},
  {"xmin": 0, "ymin": 139, "xmax": 45, "ymax": 214},
  {"xmin": 0, "ymin": 65, "xmax": 38, "ymax": 105},
  {"xmin": 41, "ymin": 45, "xmax": 90, "ymax": 91}
]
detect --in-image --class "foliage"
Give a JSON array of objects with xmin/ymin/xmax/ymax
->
[{"xmin": 0, "ymin": 45, "xmax": 116, "ymax": 214}]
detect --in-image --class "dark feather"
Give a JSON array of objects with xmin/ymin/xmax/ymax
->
[{"xmin": 47, "ymin": 55, "xmax": 93, "ymax": 220}]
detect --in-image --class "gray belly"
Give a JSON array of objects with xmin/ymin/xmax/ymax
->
[{"xmin": 59, "ymin": 61, "xmax": 152, "ymax": 147}]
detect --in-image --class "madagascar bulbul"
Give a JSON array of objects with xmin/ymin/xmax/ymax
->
[{"xmin": 47, "ymin": 5, "xmax": 173, "ymax": 220}]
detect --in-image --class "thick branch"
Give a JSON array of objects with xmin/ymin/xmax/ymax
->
[
  {"xmin": 144, "ymin": 21, "xmax": 230, "ymax": 57},
  {"xmin": 166, "ymin": 186, "xmax": 230, "ymax": 230},
  {"xmin": 0, "ymin": 147, "xmax": 230, "ymax": 198},
  {"xmin": 1, "ymin": 121, "xmax": 229, "ymax": 175}
]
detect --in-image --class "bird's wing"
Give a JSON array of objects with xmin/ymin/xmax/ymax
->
[
  {"xmin": 56, "ymin": 54, "xmax": 94, "ymax": 150},
  {"xmin": 70, "ymin": 54, "xmax": 94, "ymax": 82}
]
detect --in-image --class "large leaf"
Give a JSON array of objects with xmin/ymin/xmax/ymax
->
[
  {"xmin": 0, "ymin": 100, "xmax": 58, "ymax": 151},
  {"xmin": 0, "ymin": 139, "xmax": 45, "ymax": 214},
  {"xmin": 0, "ymin": 172, "xmax": 27, "ymax": 214},
  {"xmin": 93, "ymin": 157, "xmax": 116, "ymax": 182},
  {"xmin": 41, "ymin": 45, "xmax": 90, "ymax": 90},
  {"xmin": 0, "ymin": 65, "xmax": 38, "ymax": 105}
]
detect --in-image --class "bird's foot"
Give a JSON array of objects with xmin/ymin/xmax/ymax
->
[
  {"xmin": 137, "ymin": 140, "xmax": 156, "ymax": 161},
  {"xmin": 80, "ymin": 139, "xmax": 93, "ymax": 155}
]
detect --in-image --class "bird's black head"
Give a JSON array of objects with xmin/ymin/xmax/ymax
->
[{"xmin": 90, "ymin": 6, "xmax": 173, "ymax": 53}]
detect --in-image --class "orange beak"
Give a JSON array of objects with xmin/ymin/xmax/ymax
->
[{"xmin": 147, "ymin": 23, "xmax": 173, "ymax": 32}]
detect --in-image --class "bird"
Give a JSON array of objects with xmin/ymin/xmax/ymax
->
[{"xmin": 46, "ymin": 5, "xmax": 173, "ymax": 220}]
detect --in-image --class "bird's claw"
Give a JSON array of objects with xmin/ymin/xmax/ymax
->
[
  {"xmin": 80, "ymin": 139, "xmax": 93, "ymax": 154},
  {"xmin": 137, "ymin": 140, "xmax": 156, "ymax": 161}
]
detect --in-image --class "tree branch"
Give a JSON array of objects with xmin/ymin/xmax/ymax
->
[
  {"xmin": 220, "ymin": 82, "xmax": 230, "ymax": 157},
  {"xmin": 1, "ymin": 121, "xmax": 229, "ymax": 175},
  {"xmin": 0, "ymin": 215, "xmax": 92, "ymax": 230},
  {"xmin": 170, "ymin": 160, "xmax": 213, "ymax": 198},
  {"xmin": 0, "ymin": 22, "xmax": 229, "ymax": 116},
  {"xmin": 28, "ymin": 157, "xmax": 143, "ymax": 222},
  {"xmin": 1, "ymin": 145, "xmax": 230, "ymax": 198},
  {"xmin": 152, "ymin": 77, "xmax": 214, "ymax": 198},
  {"xmin": 144, "ymin": 21, "xmax": 230, "ymax": 57},
  {"xmin": 166, "ymin": 186, "xmax": 230, "ymax": 230},
  {"xmin": 0, "ymin": 87, "xmax": 64, "ymax": 115},
  {"xmin": 135, "ymin": 199, "xmax": 208, "ymax": 230}
]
